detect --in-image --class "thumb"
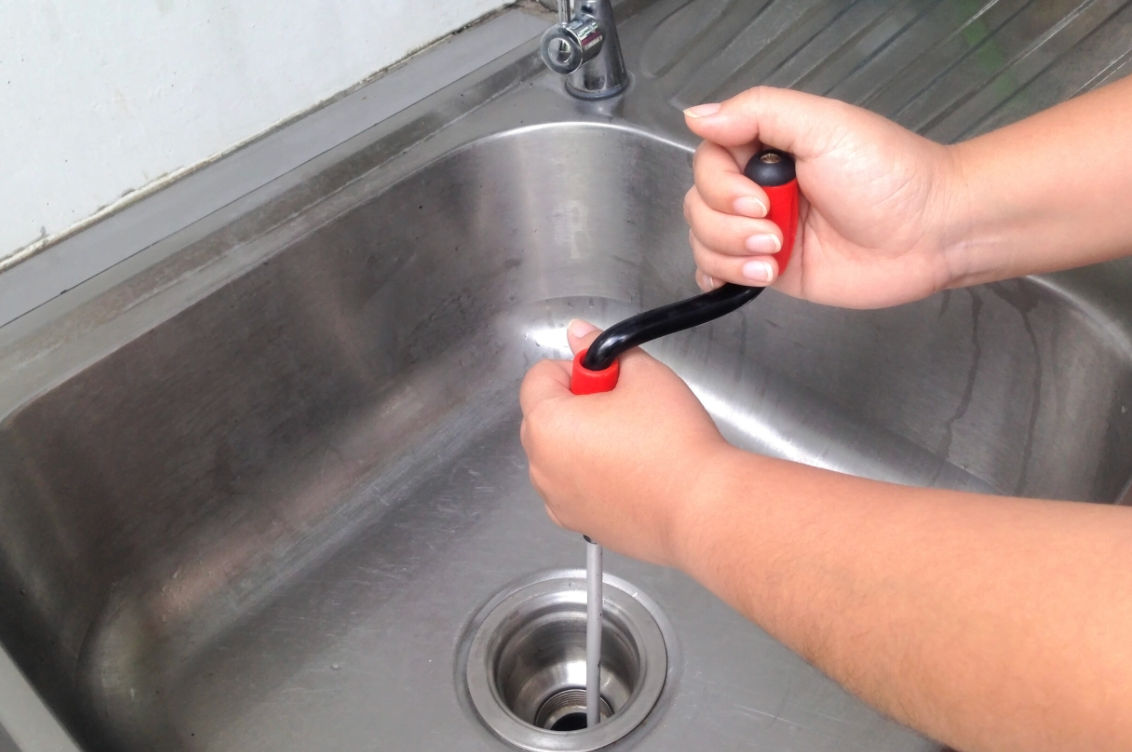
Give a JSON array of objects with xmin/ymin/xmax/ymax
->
[
  {"xmin": 566, "ymin": 318, "xmax": 602, "ymax": 355},
  {"xmin": 684, "ymin": 86, "xmax": 834, "ymax": 158}
]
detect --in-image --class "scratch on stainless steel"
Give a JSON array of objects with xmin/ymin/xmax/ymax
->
[{"xmin": 1, "ymin": 1, "xmax": 1131, "ymax": 750}]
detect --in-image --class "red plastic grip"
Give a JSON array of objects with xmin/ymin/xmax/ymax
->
[
  {"xmin": 570, "ymin": 347, "xmax": 620, "ymax": 395},
  {"xmin": 744, "ymin": 149, "xmax": 799, "ymax": 274},
  {"xmin": 762, "ymin": 179, "xmax": 798, "ymax": 272}
]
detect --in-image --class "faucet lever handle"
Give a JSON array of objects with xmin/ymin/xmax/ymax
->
[{"xmin": 540, "ymin": 15, "xmax": 603, "ymax": 74}]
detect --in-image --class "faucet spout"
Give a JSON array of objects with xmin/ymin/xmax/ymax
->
[{"xmin": 540, "ymin": 0, "xmax": 627, "ymax": 99}]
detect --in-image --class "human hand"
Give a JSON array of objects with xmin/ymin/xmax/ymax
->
[
  {"xmin": 519, "ymin": 319, "xmax": 728, "ymax": 567},
  {"xmin": 684, "ymin": 87, "xmax": 966, "ymax": 309}
]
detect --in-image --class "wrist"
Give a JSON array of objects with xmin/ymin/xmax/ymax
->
[
  {"xmin": 665, "ymin": 441, "xmax": 749, "ymax": 576},
  {"xmin": 940, "ymin": 76, "xmax": 1132, "ymax": 288},
  {"xmin": 936, "ymin": 141, "xmax": 993, "ymax": 290}
]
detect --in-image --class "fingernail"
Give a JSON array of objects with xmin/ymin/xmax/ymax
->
[
  {"xmin": 733, "ymin": 196, "xmax": 767, "ymax": 218},
  {"xmin": 683, "ymin": 102, "xmax": 721, "ymax": 118},
  {"xmin": 742, "ymin": 260, "xmax": 775, "ymax": 283},
  {"xmin": 568, "ymin": 318, "xmax": 597, "ymax": 338},
  {"xmin": 745, "ymin": 234, "xmax": 782, "ymax": 254}
]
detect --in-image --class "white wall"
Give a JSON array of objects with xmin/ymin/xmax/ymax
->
[{"xmin": 0, "ymin": 0, "xmax": 504, "ymax": 264}]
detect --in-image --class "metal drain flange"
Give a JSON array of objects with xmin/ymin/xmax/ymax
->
[{"xmin": 463, "ymin": 569, "xmax": 670, "ymax": 751}]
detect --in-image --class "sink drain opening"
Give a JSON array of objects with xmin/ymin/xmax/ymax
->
[
  {"xmin": 536, "ymin": 689, "xmax": 612, "ymax": 731},
  {"xmin": 493, "ymin": 597, "xmax": 638, "ymax": 728},
  {"xmin": 464, "ymin": 570, "xmax": 669, "ymax": 752}
]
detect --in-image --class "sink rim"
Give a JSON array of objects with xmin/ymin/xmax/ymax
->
[{"xmin": 1, "ymin": 0, "xmax": 1131, "ymax": 748}]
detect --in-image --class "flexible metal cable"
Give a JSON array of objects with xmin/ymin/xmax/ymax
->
[{"xmin": 585, "ymin": 536, "xmax": 603, "ymax": 726}]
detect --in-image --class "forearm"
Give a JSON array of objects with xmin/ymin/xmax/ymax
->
[
  {"xmin": 677, "ymin": 446, "xmax": 1132, "ymax": 752},
  {"xmin": 944, "ymin": 74, "xmax": 1132, "ymax": 286}
]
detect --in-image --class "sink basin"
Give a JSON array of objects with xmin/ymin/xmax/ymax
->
[{"xmin": 2, "ymin": 2, "xmax": 1131, "ymax": 750}]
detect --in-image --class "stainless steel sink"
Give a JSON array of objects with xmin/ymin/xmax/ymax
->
[{"xmin": 2, "ymin": 1, "xmax": 1130, "ymax": 750}]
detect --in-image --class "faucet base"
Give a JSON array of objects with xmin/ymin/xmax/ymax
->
[
  {"xmin": 543, "ymin": 0, "xmax": 628, "ymax": 100},
  {"xmin": 565, "ymin": 74, "xmax": 629, "ymax": 101}
]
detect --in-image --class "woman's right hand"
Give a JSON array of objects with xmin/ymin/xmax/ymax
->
[{"xmin": 683, "ymin": 86, "xmax": 967, "ymax": 310}]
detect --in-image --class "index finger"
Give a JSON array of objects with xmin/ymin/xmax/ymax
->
[{"xmin": 692, "ymin": 139, "xmax": 766, "ymax": 218}]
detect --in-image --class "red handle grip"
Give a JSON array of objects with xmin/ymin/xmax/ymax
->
[
  {"xmin": 762, "ymin": 180, "xmax": 798, "ymax": 271},
  {"xmin": 570, "ymin": 347, "xmax": 620, "ymax": 395},
  {"xmin": 743, "ymin": 148, "xmax": 798, "ymax": 273}
]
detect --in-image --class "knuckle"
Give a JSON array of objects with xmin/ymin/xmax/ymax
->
[
  {"xmin": 739, "ymin": 85, "xmax": 770, "ymax": 109},
  {"xmin": 528, "ymin": 468, "xmax": 548, "ymax": 500},
  {"xmin": 523, "ymin": 404, "xmax": 557, "ymax": 449},
  {"xmin": 543, "ymin": 502, "xmax": 565, "ymax": 529},
  {"xmin": 684, "ymin": 189, "xmax": 708, "ymax": 226},
  {"xmin": 688, "ymin": 228, "xmax": 705, "ymax": 253},
  {"xmin": 691, "ymin": 241, "xmax": 728, "ymax": 279},
  {"xmin": 690, "ymin": 237, "xmax": 715, "ymax": 268},
  {"xmin": 691, "ymin": 141, "xmax": 708, "ymax": 169}
]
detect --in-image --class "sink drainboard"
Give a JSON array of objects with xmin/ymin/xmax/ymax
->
[{"xmin": 462, "ymin": 569, "xmax": 670, "ymax": 751}]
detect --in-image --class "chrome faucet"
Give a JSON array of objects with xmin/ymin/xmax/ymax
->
[{"xmin": 539, "ymin": 0, "xmax": 628, "ymax": 99}]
